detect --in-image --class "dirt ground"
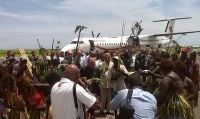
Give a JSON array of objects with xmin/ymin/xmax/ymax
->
[
  {"xmin": 193, "ymin": 92, "xmax": 200, "ymax": 119},
  {"xmin": 95, "ymin": 92, "xmax": 200, "ymax": 119}
]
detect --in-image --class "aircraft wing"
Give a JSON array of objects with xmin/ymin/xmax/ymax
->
[{"xmin": 152, "ymin": 30, "xmax": 200, "ymax": 37}]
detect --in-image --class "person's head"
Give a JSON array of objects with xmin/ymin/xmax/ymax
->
[
  {"xmin": 20, "ymin": 58, "xmax": 27, "ymax": 65},
  {"xmin": 112, "ymin": 56, "xmax": 120, "ymax": 68},
  {"xmin": 89, "ymin": 51, "xmax": 96, "ymax": 57},
  {"xmin": 31, "ymin": 51, "xmax": 36, "ymax": 57},
  {"xmin": 67, "ymin": 50, "xmax": 73, "ymax": 59},
  {"xmin": 51, "ymin": 59, "xmax": 60, "ymax": 67},
  {"xmin": 6, "ymin": 50, "xmax": 11, "ymax": 57},
  {"xmin": 125, "ymin": 72, "xmax": 144, "ymax": 89},
  {"xmin": 59, "ymin": 51, "xmax": 64, "ymax": 57},
  {"xmin": 104, "ymin": 53, "xmax": 111, "ymax": 64},
  {"xmin": 160, "ymin": 51, "xmax": 170, "ymax": 59},
  {"xmin": 63, "ymin": 64, "xmax": 80, "ymax": 83},
  {"xmin": 144, "ymin": 48, "xmax": 149, "ymax": 54},
  {"xmin": 112, "ymin": 51, "xmax": 119, "ymax": 57},
  {"xmin": 130, "ymin": 48, "xmax": 136, "ymax": 55},
  {"xmin": 99, "ymin": 53, "xmax": 105, "ymax": 61},
  {"xmin": 46, "ymin": 72, "xmax": 61, "ymax": 86},
  {"xmin": 95, "ymin": 50, "xmax": 101, "ymax": 60},
  {"xmin": 189, "ymin": 51, "xmax": 197, "ymax": 62},
  {"xmin": 173, "ymin": 60, "xmax": 187, "ymax": 79},
  {"xmin": 55, "ymin": 51, "xmax": 60, "ymax": 57},
  {"xmin": 11, "ymin": 52, "xmax": 16, "ymax": 57},
  {"xmin": 160, "ymin": 59, "xmax": 174, "ymax": 75},
  {"xmin": 179, "ymin": 48, "xmax": 189, "ymax": 63},
  {"xmin": 179, "ymin": 51, "xmax": 188, "ymax": 63},
  {"xmin": 87, "ymin": 57, "xmax": 96, "ymax": 69},
  {"xmin": 76, "ymin": 50, "xmax": 82, "ymax": 58}
]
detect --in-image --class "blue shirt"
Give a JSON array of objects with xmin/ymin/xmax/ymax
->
[{"xmin": 110, "ymin": 88, "xmax": 157, "ymax": 119}]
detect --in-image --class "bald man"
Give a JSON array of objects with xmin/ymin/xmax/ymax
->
[
  {"xmin": 64, "ymin": 50, "xmax": 74, "ymax": 64},
  {"xmin": 51, "ymin": 64, "xmax": 99, "ymax": 119}
]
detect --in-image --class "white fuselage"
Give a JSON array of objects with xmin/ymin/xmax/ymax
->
[{"xmin": 61, "ymin": 35, "xmax": 170, "ymax": 52}]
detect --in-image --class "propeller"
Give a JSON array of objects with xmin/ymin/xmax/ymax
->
[
  {"xmin": 91, "ymin": 30, "xmax": 101, "ymax": 38},
  {"xmin": 92, "ymin": 30, "xmax": 94, "ymax": 38},
  {"xmin": 96, "ymin": 32, "xmax": 101, "ymax": 37},
  {"xmin": 128, "ymin": 20, "xmax": 143, "ymax": 48},
  {"xmin": 131, "ymin": 20, "xmax": 143, "ymax": 37},
  {"xmin": 90, "ymin": 30, "xmax": 101, "ymax": 51}
]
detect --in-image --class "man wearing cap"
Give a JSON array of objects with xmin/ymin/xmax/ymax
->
[
  {"xmin": 109, "ymin": 56, "xmax": 128, "ymax": 92},
  {"xmin": 110, "ymin": 72, "xmax": 157, "ymax": 119}
]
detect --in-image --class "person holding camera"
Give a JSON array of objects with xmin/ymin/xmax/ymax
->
[
  {"xmin": 110, "ymin": 72, "xmax": 157, "ymax": 119},
  {"xmin": 51, "ymin": 64, "xmax": 100, "ymax": 119}
]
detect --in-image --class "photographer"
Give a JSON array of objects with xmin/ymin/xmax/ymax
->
[
  {"xmin": 51, "ymin": 64, "xmax": 100, "ymax": 119},
  {"xmin": 110, "ymin": 72, "xmax": 157, "ymax": 119}
]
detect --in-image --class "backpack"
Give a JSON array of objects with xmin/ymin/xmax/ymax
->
[
  {"xmin": 73, "ymin": 83, "xmax": 81, "ymax": 119},
  {"xmin": 118, "ymin": 89, "xmax": 135, "ymax": 119}
]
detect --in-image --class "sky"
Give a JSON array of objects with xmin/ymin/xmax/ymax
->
[{"xmin": 0, "ymin": 0, "xmax": 200, "ymax": 50}]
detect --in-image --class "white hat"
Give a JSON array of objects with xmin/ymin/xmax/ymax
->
[
  {"xmin": 112, "ymin": 56, "xmax": 123, "ymax": 64},
  {"xmin": 113, "ymin": 56, "xmax": 120, "ymax": 60},
  {"xmin": 46, "ymin": 56, "xmax": 51, "ymax": 60}
]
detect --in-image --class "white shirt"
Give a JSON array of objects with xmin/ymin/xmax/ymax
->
[
  {"xmin": 79, "ymin": 55, "xmax": 86, "ymax": 68},
  {"xmin": 51, "ymin": 78, "xmax": 96, "ymax": 119},
  {"xmin": 95, "ymin": 59, "xmax": 104, "ymax": 68},
  {"xmin": 130, "ymin": 54, "xmax": 136, "ymax": 68},
  {"xmin": 99, "ymin": 61, "xmax": 113, "ymax": 88},
  {"xmin": 59, "ymin": 57, "xmax": 65, "ymax": 62},
  {"xmin": 80, "ymin": 55, "xmax": 88, "ymax": 68}
]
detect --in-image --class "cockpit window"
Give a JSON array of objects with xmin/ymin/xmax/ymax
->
[{"xmin": 70, "ymin": 41, "xmax": 84, "ymax": 44}]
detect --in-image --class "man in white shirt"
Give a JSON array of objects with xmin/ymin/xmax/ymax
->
[{"xmin": 51, "ymin": 64, "xmax": 99, "ymax": 119}]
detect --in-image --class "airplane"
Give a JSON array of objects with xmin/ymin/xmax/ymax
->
[{"xmin": 61, "ymin": 17, "xmax": 200, "ymax": 53}]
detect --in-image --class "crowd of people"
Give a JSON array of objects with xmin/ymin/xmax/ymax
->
[{"xmin": 0, "ymin": 46, "xmax": 199, "ymax": 119}]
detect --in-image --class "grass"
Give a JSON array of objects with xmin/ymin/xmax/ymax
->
[{"xmin": 0, "ymin": 49, "xmax": 42, "ymax": 58}]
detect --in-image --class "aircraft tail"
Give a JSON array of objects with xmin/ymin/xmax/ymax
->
[{"xmin": 153, "ymin": 17, "xmax": 192, "ymax": 39}]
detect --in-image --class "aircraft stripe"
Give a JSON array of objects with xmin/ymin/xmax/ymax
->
[{"xmin": 95, "ymin": 46, "xmax": 127, "ymax": 50}]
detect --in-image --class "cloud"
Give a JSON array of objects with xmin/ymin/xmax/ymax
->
[
  {"xmin": 0, "ymin": 0, "xmax": 200, "ymax": 49},
  {"xmin": 0, "ymin": 10, "xmax": 55, "ymax": 22},
  {"xmin": 27, "ymin": 0, "xmax": 40, "ymax": 4}
]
